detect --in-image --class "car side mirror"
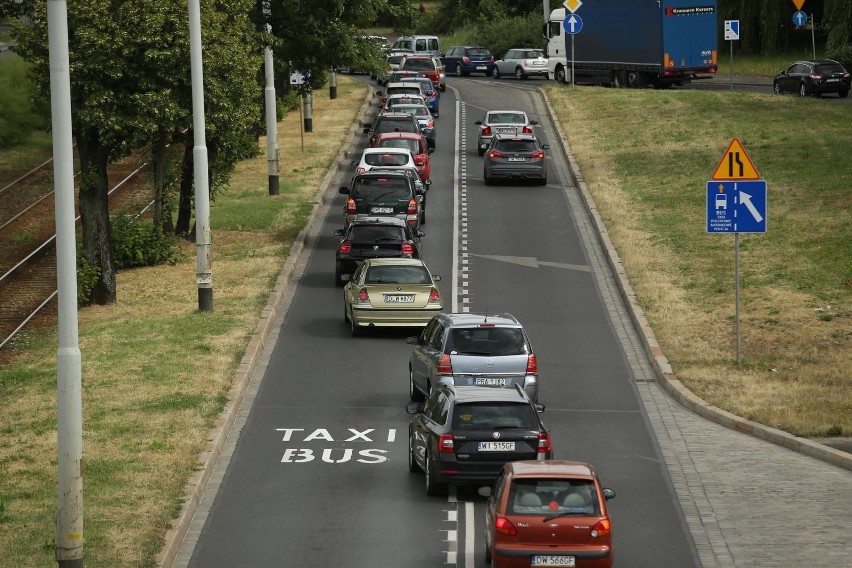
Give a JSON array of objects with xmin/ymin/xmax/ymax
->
[
  {"xmin": 416, "ymin": 230, "xmax": 426, "ymax": 237},
  {"xmin": 415, "ymin": 161, "xmax": 425, "ymax": 166},
  {"xmin": 339, "ymin": 186, "xmax": 349, "ymax": 194},
  {"xmin": 375, "ymin": 90, "xmax": 383, "ymax": 96},
  {"xmin": 478, "ymin": 486, "xmax": 492, "ymax": 498},
  {"xmin": 433, "ymin": 275, "xmax": 442, "ymax": 282},
  {"xmin": 534, "ymin": 403, "xmax": 545, "ymax": 413},
  {"xmin": 542, "ymin": 144, "xmax": 550, "ymax": 150},
  {"xmin": 424, "ymin": 179, "xmax": 432, "ymax": 186},
  {"xmin": 406, "ymin": 402, "xmax": 423, "ymax": 415},
  {"xmin": 334, "ymin": 228, "xmax": 344, "ymax": 237},
  {"xmin": 406, "ymin": 335, "xmax": 419, "ymax": 345},
  {"xmin": 474, "ymin": 120, "xmax": 483, "ymax": 125},
  {"xmin": 428, "ymin": 147, "xmax": 434, "ymax": 154},
  {"xmin": 602, "ymin": 488, "xmax": 616, "ymax": 501},
  {"xmin": 363, "ymin": 127, "xmax": 371, "ymax": 133},
  {"xmin": 350, "ymin": 159, "xmax": 358, "ymax": 166},
  {"xmin": 530, "ymin": 120, "xmax": 539, "ymax": 125}
]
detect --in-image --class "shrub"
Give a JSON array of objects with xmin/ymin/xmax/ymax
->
[
  {"xmin": 825, "ymin": 44, "xmax": 852, "ymax": 69},
  {"xmin": 0, "ymin": 58, "xmax": 50, "ymax": 147},
  {"xmin": 110, "ymin": 214, "xmax": 179, "ymax": 269},
  {"xmin": 76, "ymin": 256, "xmax": 100, "ymax": 307}
]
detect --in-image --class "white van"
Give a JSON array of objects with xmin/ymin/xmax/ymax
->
[{"xmin": 392, "ymin": 35, "xmax": 442, "ymax": 57}]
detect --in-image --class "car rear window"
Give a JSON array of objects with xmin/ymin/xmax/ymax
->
[
  {"xmin": 365, "ymin": 265, "xmax": 431, "ymax": 284},
  {"xmin": 494, "ymin": 140, "xmax": 538, "ymax": 153},
  {"xmin": 387, "ymin": 87, "xmax": 422, "ymax": 96},
  {"xmin": 379, "ymin": 139, "xmax": 421, "ymax": 154},
  {"xmin": 468, "ymin": 48, "xmax": 491, "ymax": 56},
  {"xmin": 396, "ymin": 106, "xmax": 430, "ymax": 118},
  {"xmin": 403, "ymin": 58, "xmax": 435, "ymax": 71},
  {"xmin": 452, "ymin": 402, "xmax": 538, "ymax": 430},
  {"xmin": 524, "ymin": 50, "xmax": 545, "ymax": 59},
  {"xmin": 387, "ymin": 55, "xmax": 406, "ymax": 65},
  {"xmin": 352, "ymin": 177, "xmax": 411, "ymax": 199},
  {"xmin": 447, "ymin": 327, "xmax": 526, "ymax": 355},
  {"xmin": 488, "ymin": 113, "xmax": 526, "ymax": 124},
  {"xmin": 376, "ymin": 118, "xmax": 418, "ymax": 134},
  {"xmin": 508, "ymin": 479, "xmax": 600, "ymax": 516},
  {"xmin": 815, "ymin": 63, "xmax": 846, "ymax": 74},
  {"xmin": 364, "ymin": 152, "xmax": 410, "ymax": 166},
  {"xmin": 349, "ymin": 226, "xmax": 404, "ymax": 242}
]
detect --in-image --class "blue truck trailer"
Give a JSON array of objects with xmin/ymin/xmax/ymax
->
[{"xmin": 545, "ymin": 0, "xmax": 718, "ymax": 88}]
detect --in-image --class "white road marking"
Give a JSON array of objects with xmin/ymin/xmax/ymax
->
[
  {"xmin": 452, "ymin": 97, "xmax": 461, "ymax": 312},
  {"xmin": 464, "ymin": 501, "xmax": 475, "ymax": 567}
]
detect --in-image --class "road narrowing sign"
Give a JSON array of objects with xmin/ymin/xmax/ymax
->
[{"xmin": 711, "ymin": 138, "xmax": 760, "ymax": 180}]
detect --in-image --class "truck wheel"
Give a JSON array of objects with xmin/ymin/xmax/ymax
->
[
  {"xmin": 627, "ymin": 71, "xmax": 640, "ymax": 88},
  {"xmin": 612, "ymin": 71, "xmax": 626, "ymax": 88},
  {"xmin": 555, "ymin": 66, "xmax": 567, "ymax": 84}
]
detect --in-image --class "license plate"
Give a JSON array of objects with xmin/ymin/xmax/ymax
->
[
  {"xmin": 476, "ymin": 65, "xmax": 487, "ymax": 70},
  {"xmin": 478, "ymin": 441, "xmax": 515, "ymax": 451},
  {"xmin": 497, "ymin": 128, "xmax": 517, "ymax": 134},
  {"xmin": 826, "ymin": 78, "xmax": 839, "ymax": 82},
  {"xmin": 384, "ymin": 294, "xmax": 414, "ymax": 303},
  {"xmin": 531, "ymin": 556, "xmax": 575, "ymax": 567},
  {"xmin": 507, "ymin": 157, "xmax": 526, "ymax": 162},
  {"xmin": 475, "ymin": 378, "xmax": 506, "ymax": 386},
  {"xmin": 371, "ymin": 207, "xmax": 394, "ymax": 213}
]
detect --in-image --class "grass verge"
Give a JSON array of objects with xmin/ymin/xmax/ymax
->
[
  {"xmin": 0, "ymin": 76, "xmax": 369, "ymax": 568},
  {"xmin": 544, "ymin": 84, "xmax": 851, "ymax": 437}
]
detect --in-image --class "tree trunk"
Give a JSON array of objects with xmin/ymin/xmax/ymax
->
[
  {"xmin": 77, "ymin": 132, "xmax": 116, "ymax": 305},
  {"xmin": 175, "ymin": 132, "xmax": 194, "ymax": 238}
]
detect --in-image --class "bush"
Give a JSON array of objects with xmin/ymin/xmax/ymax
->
[
  {"xmin": 0, "ymin": 57, "xmax": 50, "ymax": 148},
  {"xmin": 474, "ymin": 13, "xmax": 545, "ymax": 58},
  {"xmin": 110, "ymin": 214, "xmax": 179, "ymax": 269},
  {"xmin": 76, "ymin": 256, "xmax": 100, "ymax": 307},
  {"xmin": 825, "ymin": 44, "xmax": 852, "ymax": 69}
]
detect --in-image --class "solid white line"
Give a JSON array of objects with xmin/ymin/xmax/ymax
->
[
  {"xmin": 452, "ymin": 97, "xmax": 461, "ymax": 313},
  {"xmin": 465, "ymin": 501, "xmax": 475, "ymax": 567}
]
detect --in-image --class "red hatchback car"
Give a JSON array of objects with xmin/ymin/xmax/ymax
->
[
  {"xmin": 482, "ymin": 460, "xmax": 616, "ymax": 568},
  {"xmin": 375, "ymin": 131, "xmax": 433, "ymax": 181}
]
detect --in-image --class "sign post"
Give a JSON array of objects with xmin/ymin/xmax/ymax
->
[
  {"xmin": 562, "ymin": 0, "xmax": 582, "ymax": 88},
  {"xmin": 707, "ymin": 139, "xmax": 767, "ymax": 364},
  {"xmin": 724, "ymin": 20, "xmax": 739, "ymax": 91}
]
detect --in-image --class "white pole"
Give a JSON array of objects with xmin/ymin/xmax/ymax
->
[
  {"xmin": 264, "ymin": 25, "xmax": 279, "ymax": 196},
  {"xmin": 189, "ymin": 0, "xmax": 212, "ymax": 312},
  {"xmin": 47, "ymin": 0, "xmax": 84, "ymax": 565}
]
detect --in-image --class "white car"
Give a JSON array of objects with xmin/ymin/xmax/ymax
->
[
  {"xmin": 353, "ymin": 148, "xmax": 417, "ymax": 174},
  {"xmin": 474, "ymin": 110, "xmax": 538, "ymax": 156},
  {"xmin": 493, "ymin": 48, "xmax": 549, "ymax": 80},
  {"xmin": 382, "ymin": 93, "xmax": 428, "ymax": 114}
]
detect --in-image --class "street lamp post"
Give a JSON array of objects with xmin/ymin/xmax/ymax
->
[{"xmin": 264, "ymin": 24, "xmax": 279, "ymax": 196}]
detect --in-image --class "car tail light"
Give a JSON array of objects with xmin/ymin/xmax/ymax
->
[
  {"xmin": 537, "ymin": 432, "xmax": 551, "ymax": 453},
  {"xmin": 438, "ymin": 433, "xmax": 454, "ymax": 453},
  {"xmin": 462, "ymin": 56, "xmax": 470, "ymax": 63},
  {"xmin": 843, "ymin": 72, "xmax": 850, "ymax": 79},
  {"xmin": 481, "ymin": 126, "xmax": 492, "ymax": 135},
  {"xmin": 530, "ymin": 150, "xmax": 544, "ymax": 159},
  {"xmin": 356, "ymin": 166, "xmax": 367, "ymax": 173},
  {"xmin": 425, "ymin": 118, "xmax": 434, "ymax": 128},
  {"xmin": 428, "ymin": 288, "xmax": 440, "ymax": 303},
  {"xmin": 495, "ymin": 517, "xmax": 518, "ymax": 536},
  {"xmin": 522, "ymin": 126, "xmax": 533, "ymax": 134},
  {"xmin": 810, "ymin": 74, "xmax": 822, "ymax": 80},
  {"xmin": 407, "ymin": 198, "xmax": 417, "ymax": 215},
  {"xmin": 338, "ymin": 241, "xmax": 351, "ymax": 254},
  {"xmin": 401, "ymin": 241, "xmax": 414, "ymax": 256},
  {"xmin": 437, "ymin": 354, "xmax": 453, "ymax": 375},
  {"xmin": 487, "ymin": 150, "xmax": 503, "ymax": 159},
  {"xmin": 591, "ymin": 519, "xmax": 611, "ymax": 538},
  {"xmin": 489, "ymin": 56, "xmax": 494, "ymax": 62},
  {"xmin": 346, "ymin": 198, "xmax": 357, "ymax": 215},
  {"xmin": 381, "ymin": 96, "xmax": 388, "ymax": 104},
  {"xmin": 526, "ymin": 354, "xmax": 537, "ymax": 373},
  {"xmin": 357, "ymin": 288, "xmax": 369, "ymax": 303}
]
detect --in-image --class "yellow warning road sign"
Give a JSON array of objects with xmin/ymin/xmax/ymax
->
[{"xmin": 711, "ymin": 138, "xmax": 761, "ymax": 180}]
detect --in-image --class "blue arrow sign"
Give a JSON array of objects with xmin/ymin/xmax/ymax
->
[
  {"xmin": 706, "ymin": 180, "xmax": 767, "ymax": 233},
  {"xmin": 793, "ymin": 11, "xmax": 807, "ymax": 27},
  {"xmin": 563, "ymin": 14, "xmax": 583, "ymax": 35}
]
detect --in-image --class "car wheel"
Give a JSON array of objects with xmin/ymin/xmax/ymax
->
[
  {"xmin": 773, "ymin": 81, "xmax": 782, "ymax": 94},
  {"xmin": 538, "ymin": 177, "xmax": 547, "ymax": 186},
  {"xmin": 343, "ymin": 301, "xmax": 349, "ymax": 324},
  {"xmin": 408, "ymin": 428, "xmax": 422, "ymax": 472},
  {"xmin": 485, "ymin": 67, "xmax": 494, "ymax": 77},
  {"xmin": 515, "ymin": 67, "xmax": 526, "ymax": 80},
  {"xmin": 420, "ymin": 209, "xmax": 426, "ymax": 225},
  {"xmin": 478, "ymin": 147, "xmax": 485, "ymax": 156},
  {"xmin": 350, "ymin": 309, "xmax": 362, "ymax": 336},
  {"xmin": 840, "ymin": 90, "xmax": 849, "ymax": 99},
  {"xmin": 425, "ymin": 453, "xmax": 445, "ymax": 496},
  {"xmin": 455, "ymin": 64, "xmax": 463, "ymax": 77},
  {"xmin": 440, "ymin": 84, "xmax": 446, "ymax": 92},
  {"xmin": 484, "ymin": 174, "xmax": 493, "ymax": 186},
  {"xmin": 493, "ymin": 67, "xmax": 501, "ymax": 79},
  {"xmin": 799, "ymin": 83, "xmax": 809, "ymax": 97},
  {"xmin": 334, "ymin": 271, "xmax": 344, "ymax": 287}
]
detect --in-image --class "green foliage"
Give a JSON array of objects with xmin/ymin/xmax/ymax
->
[
  {"xmin": 472, "ymin": 13, "xmax": 545, "ymax": 57},
  {"xmin": 0, "ymin": 58, "xmax": 49, "ymax": 147},
  {"xmin": 77, "ymin": 256, "xmax": 101, "ymax": 307},
  {"xmin": 826, "ymin": 44, "xmax": 852, "ymax": 68},
  {"xmin": 110, "ymin": 214, "xmax": 179, "ymax": 270}
]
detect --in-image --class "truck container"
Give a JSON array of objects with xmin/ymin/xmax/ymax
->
[{"xmin": 545, "ymin": 0, "xmax": 718, "ymax": 88}]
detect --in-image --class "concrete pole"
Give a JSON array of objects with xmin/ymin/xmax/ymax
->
[
  {"xmin": 189, "ymin": 0, "xmax": 213, "ymax": 312},
  {"xmin": 329, "ymin": 68, "xmax": 337, "ymax": 100},
  {"xmin": 304, "ymin": 91, "xmax": 313, "ymax": 133},
  {"xmin": 543, "ymin": 0, "xmax": 550, "ymax": 23},
  {"xmin": 264, "ymin": 25, "xmax": 279, "ymax": 196},
  {"xmin": 47, "ymin": 0, "xmax": 84, "ymax": 566}
]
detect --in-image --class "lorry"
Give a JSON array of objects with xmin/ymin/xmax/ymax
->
[{"xmin": 545, "ymin": 0, "xmax": 718, "ymax": 88}]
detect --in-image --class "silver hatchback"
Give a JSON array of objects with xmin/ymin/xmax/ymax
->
[
  {"xmin": 406, "ymin": 312, "xmax": 540, "ymax": 402},
  {"xmin": 493, "ymin": 48, "xmax": 548, "ymax": 80}
]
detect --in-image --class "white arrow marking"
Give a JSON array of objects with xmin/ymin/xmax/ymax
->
[
  {"xmin": 739, "ymin": 191, "xmax": 763, "ymax": 223},
  {"xmin": 472, "ymin": 254, "xmax": 590, "ymax": 272},
  {"xmin": 568, "ymin": 15, "xmax": 578, "ymax": 32},
  {"xmin": 795, "ymin": 12, "xmax": 806, "ymax": 26}
]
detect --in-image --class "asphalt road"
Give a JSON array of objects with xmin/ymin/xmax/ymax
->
[{"xmin": 176, "ymin": 78, "xmax": 700, "ymax": 567}]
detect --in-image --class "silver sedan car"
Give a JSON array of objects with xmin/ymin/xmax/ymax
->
[
  {"xmin": 474, "ymin": 110, "xmax": 537, "ymax": 156},
  {"xmin": 493, "ymin": 48, "xmax": 549, "ymax": 80}
]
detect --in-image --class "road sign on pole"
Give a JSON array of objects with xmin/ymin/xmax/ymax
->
[
  {"xmin": 724, "ymin": 20, "xmax": 739, "ymax": 40},
  {"xmin": 706, "ymin": 180, "xmax": 767, "ymax": 234},
  {"xmin": 793, "ymin": 10, "xmax": 807, "ymax": 27},
  {"xmin": 792, "ymin": 0, "xmax": 805, "ymax": 10},
  {"xmin": 563, "ymin": 14, "xmax": 583, "ymax": 34},
  {"xmin": 563, "ymin": 0, "xmax": 582, "ymax": 13},
  {"xmin": 711, "ymin": 138, "xmax": 760, "ymax": 180}
]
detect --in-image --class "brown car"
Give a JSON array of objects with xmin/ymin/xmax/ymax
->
[{"xmin": 481, "ymin": 460, "xmax": 616, "ymax": 568}]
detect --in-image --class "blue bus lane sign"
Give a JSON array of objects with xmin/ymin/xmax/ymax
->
[{"xmin": 706, "ymin": 180, "xmax": 767, "ymax": 233}]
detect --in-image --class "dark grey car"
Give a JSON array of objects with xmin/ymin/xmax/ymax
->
[
  {"xmin": 406, "ymin": 313, "xmax": 540, "ymax": 402},
  {"xmin": 483, "ymin": 133, "xmax": 549, "ymax": 186}
]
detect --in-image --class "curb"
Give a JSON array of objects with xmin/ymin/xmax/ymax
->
[
  {"xmin": 155, "ymin": 82, "xmax": 376, "ymax": 568},
  {"xmin": 538, "ymin": 88, "xmax": 852, "ymax": 473}
]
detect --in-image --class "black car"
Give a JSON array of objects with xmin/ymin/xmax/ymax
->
[
  {"xmin": 483, "ymin": 133, "xmax": 549, "ymax": 186},
  {"xmin": 407, "ymin": 384, "xmax": 551, "ymax": 496},
  {"xmin": 333, "ymin": 218, "xmax": 424, "ymax": 286},
  {"xmin": 773, "ymin": 59, "xmax": 850, "ymax": 98},
  {"xmin": 339, "ymin": 170, "xmax": 423, "ymax": 229},
  {"xmin": 367, "ymin": 166, "xmax": 431, "ymax": 224},
  {"xmin": 365, "ymin": 112, "xmax": 425, "ymax": 147}
]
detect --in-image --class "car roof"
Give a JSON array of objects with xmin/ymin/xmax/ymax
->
[
  {"xmin": 441, "ymin": 384, "xmax": 532, "ymax": 404},
  {"xmin": 393, "ymin": 104, "xmax": 429, "ymax": 110},
  {"xmin": 506, "ymin": 460, "xmax": 597, "ymax": 478},
  {"xmin": 437, "ymin": 312, "xmax": 521, "ymax": 326},
  {"xmin": 488, "ymin": 110, "xmax": 528, "ymax": 116},
  {"xmin": 493, "ymin": 133, "xmax": 538, "ymax": 142},
  {"xmin": 375, "ymin": 131, "xmax": 425, "ymax": 141},
  {"xmin": 365, "ymin": 257, "xmax": 429, "ymax": 268},
  {"xmin": 355, "ymin": 169, "xmax": 409, "ymax": 178},
  {"xmin": 362, "ymin": 147, "xmax": 413, "ymax": 155},
  {"xmin": 349, "ymin": 217, "xmax": 407, "ymax": 227},
  {"xmin": 386, "ymin": 81, "xmax": 423, "ymax": 88},
  {"xmin": 378, "ymin": 112, "xmax": 418, "ymax": 119}
]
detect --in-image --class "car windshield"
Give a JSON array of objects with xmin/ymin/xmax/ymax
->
[
  {"xmin": 495, "ymin": 140, "xmax": 538, "ymax": 153},
  {"xmin": 365, "ymin": 265, "xmax": 431, "ymax": 284},
  {"xmin": 379, "ymin": 139, "xmax": 421, "ymax": 154},
  {"xmin": 446, "ymin": 327, "xmax": 526, "ymax": 355},
  {"xmin": 349, "ymin": 226, "xmax": 404, "ymax": 242},
  {"xmin": 488, "ymin": 113, "xmax": 526, "ymax": 124},
  {"xmin": 351, "ymin": 177, "xmax": 411, "ymax": 199},
  {"xmin": 815, "ymin": 63, "xmax": 846, "ymax": 74},
  {"xmin": 508, "ymin": 479, "xmax": 600, "ymax": 516},
  {"xmin": 452, "ymin": 402, "xmax": 538, "ymax": 430},
  {"xmin": 364, "ymin": 153, "xmax": 410, "ymax": 167},
  {"xmin": 404, "ymin": 58, "xmax": 434, "ymax": 71}
]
